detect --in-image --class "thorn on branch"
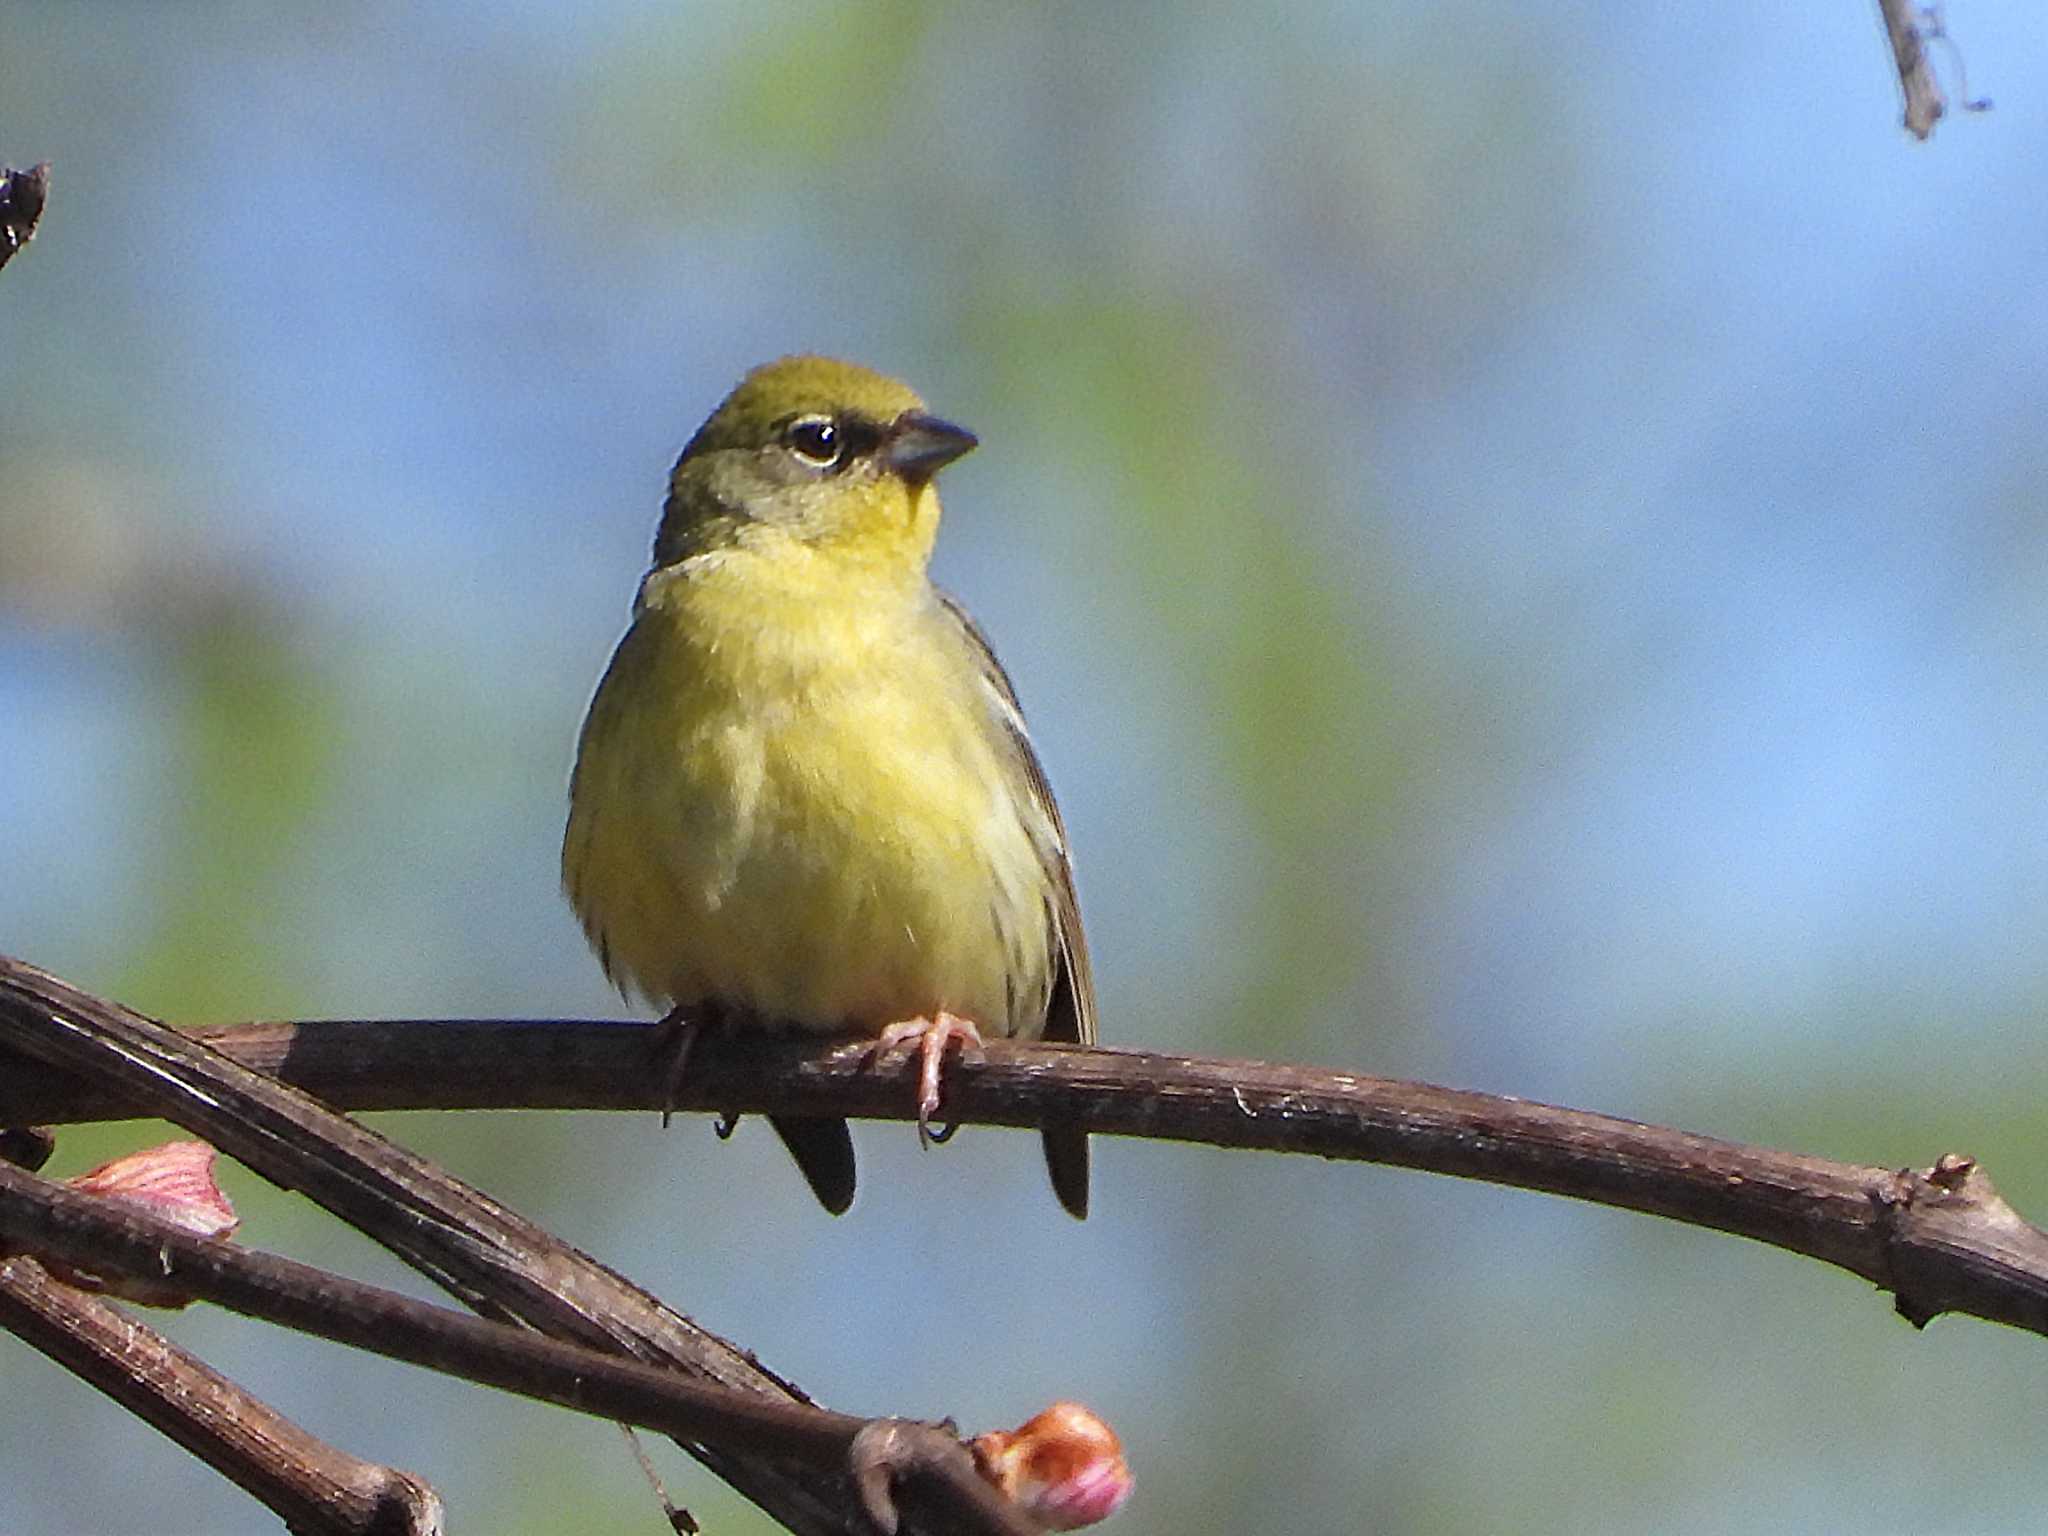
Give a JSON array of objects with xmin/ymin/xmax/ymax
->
[{"xmin": 1926, "ymin": 1151, "xmax": 1977, "ymax": 1192}]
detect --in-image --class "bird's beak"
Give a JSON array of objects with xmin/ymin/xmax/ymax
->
[{"xmin": 883, "ymin": 412, "xmax": 978, "ymax": 484}]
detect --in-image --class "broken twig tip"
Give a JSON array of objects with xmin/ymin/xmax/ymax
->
[{"xmin": 0, "ymin": 162, "xmax": 50, "ymax": 270}]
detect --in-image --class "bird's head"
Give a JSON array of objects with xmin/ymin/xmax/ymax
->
[{"xmin": 654, "ymin": 355, "xmax": 977, "ymax": 573}]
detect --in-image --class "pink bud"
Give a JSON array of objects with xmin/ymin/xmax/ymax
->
[
  {"xmin": 971, "ymin": 1401, "xmax": 1132, "ymax": 1529},
  {"xmin": 53, "ymin": 1140, "xmax": 238, "ymax": 1306}
]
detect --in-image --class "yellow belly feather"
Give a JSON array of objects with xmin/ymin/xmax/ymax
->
[{"xmin": 564, "ymin": 545, "xmax": 1054, "ymax": 1038}]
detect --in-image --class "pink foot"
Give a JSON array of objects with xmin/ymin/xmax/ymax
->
[{"xmin": 874, "ymin": 1012, "xmax": 985, "ymax": 1147}]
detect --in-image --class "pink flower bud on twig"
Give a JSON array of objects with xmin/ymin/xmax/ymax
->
[{"xmin": 970, "ymin": 1401, "xmax": 1131, "ymax": 1529}]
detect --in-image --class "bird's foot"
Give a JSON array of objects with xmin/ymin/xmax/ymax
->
[{"xmin": 873, "ymin": 1012, "xmax": 985, "ymax": 1148}]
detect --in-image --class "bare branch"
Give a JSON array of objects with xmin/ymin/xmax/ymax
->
[
  {"xmin": 6, "ymin": 956, "xmax": 2046, "ymax": 1342},
  {"xmin": 0, "ymin": 1164, "xmax": 1033, "ymax": 1536},
  {"xmin": 0, "ymin": 957, "xmax": 1013, "ymax": 1536},
  {"xmin": 0, "ymin": 1253, "xmax": 443, "ymax": 1536}
]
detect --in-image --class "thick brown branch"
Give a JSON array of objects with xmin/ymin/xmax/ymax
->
[
  {"xmin": 0, "ymin": 1253, "xmax": 443, "ymax": 1536},
  {"xmin": 0, "ymin": 1164, "xmax": 1033, "ymax": 1536},
  {"xmin": 5, "ymin": 956, "xmax": 2045, "ymax": 1341}
]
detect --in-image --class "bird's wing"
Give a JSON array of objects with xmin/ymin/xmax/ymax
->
[{"xmin": 935, "ymin": 590, "xmax": 1097, "ymax": 1048}]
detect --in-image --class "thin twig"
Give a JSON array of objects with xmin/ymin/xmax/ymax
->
[
  {"xmin": 4, "ymin": 956, "xmax": 2044, "ymax": 1341},
  {"xmin": 0, "ymin": 1253, "xmax": 443, "ymax": 1536},
  {"xmin": 1876, "ymin": 0, "xmax": 1944, "ymax": 139},
  {"xmin": 0, "ymin": 1164, "xmax": 1033, "ymax": 1536}
]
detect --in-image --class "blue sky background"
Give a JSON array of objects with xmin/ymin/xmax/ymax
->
[{"xmin": 7, "ymin": 5, "xmax": 2048, "ymax": 1532}]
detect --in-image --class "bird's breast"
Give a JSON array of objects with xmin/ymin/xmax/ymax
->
[{"xmin": 564, "ymin": 559, "xmax": 1055, "ymax": 1038}]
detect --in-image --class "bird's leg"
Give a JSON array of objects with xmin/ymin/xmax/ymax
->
[{"xmin": 872, "ymin": 1012, "xmax": 985, "ymax": 1148}]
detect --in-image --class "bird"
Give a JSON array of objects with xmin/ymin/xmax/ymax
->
[{"xmin": 562, "ymin": 355, "xmax": 1095, "ymax": 1217}]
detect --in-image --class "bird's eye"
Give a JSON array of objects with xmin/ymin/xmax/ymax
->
[{"xmin": 786, "ymin": 415, "xmax": 843, "ymax": 468}]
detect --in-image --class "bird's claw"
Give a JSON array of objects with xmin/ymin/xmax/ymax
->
[
  {"xmin": 873, "ymin": 1013, "xmax": 984, "ymax": 1148},
  {"xmin": 653, "ymin": 1007, "xmax": 702, "ymax": 1129}
]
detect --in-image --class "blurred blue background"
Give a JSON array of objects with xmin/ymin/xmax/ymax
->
[{"xmin": 6, "ymin": 4, "xmax": 2048, "ymax": 1532}]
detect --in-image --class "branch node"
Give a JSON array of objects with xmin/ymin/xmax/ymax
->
[
  {"xmin": 1878, "ymin": 1153, "xmax": 2030, "ymax": 1329},
  {"xmin": 848, "ymin": 1419, "xmax": 919, "ymax": 1536},
  {"xmin": 846, "ymin": 1417, "xmax": 1007, "ymax": 1535}
]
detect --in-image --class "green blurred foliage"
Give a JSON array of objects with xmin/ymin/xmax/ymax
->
[{"xmin": 118, "ymin": 598, "xmax": 341, "ymax": 1019}]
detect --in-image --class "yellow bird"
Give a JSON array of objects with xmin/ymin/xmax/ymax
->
[{"xmin": 563, "ymin": 356, "xmax": 1095, "ymax": 1217}]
